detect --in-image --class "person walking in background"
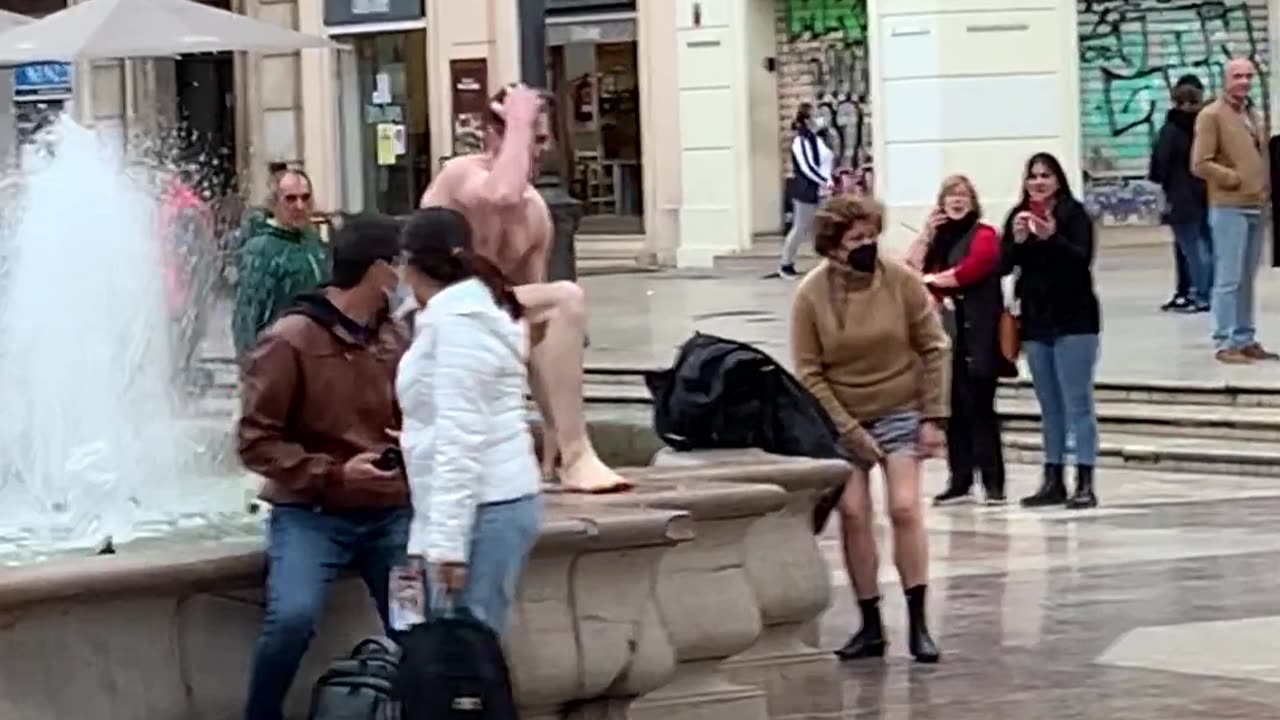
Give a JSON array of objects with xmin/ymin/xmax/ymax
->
[
  {"xmin": 776, "ymin": 102, "xmax": 834, "ymax": 279},
  {"xmin": 791, "ymin": 195, "xmax": 950, "ymax": 663},
  {"xmin": 1150, "ymin": 75, "xmax": 1211, "ymax": 314},
  {"xmin": 907, "ymin": 175, "xmax": 1014, "ymax": 506},
  {"xmin": 232, "ymin": 169, "xmax": 329, "ymax": 362},
  {"xmin": 1004, "ymin": 153, "xmax": 1101, "ymax": 511},
  {"xmin": 237, "ymin": 215, "xmax": 410, "ymax": 720},
  {"xmin": 395, "ymin": 207, "xmax": 542, "ymax": 635},
  {"xmin": 1191, "ymin": 58, "xmax": 1276, "ymax": 364}
]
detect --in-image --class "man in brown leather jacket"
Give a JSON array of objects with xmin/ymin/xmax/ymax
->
[{"xmin": 238, "ymin": 213, "xmax": 410, "ymax": 720}]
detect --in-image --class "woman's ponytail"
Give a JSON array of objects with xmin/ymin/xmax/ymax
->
[{"xmin": 460, "ymin": 252, "xmax": 524, "ymax": 321}]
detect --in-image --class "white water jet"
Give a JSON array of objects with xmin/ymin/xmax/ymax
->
[{"xmin": 0, "ymin": 116, "xmax": 245, "ymax": 556}]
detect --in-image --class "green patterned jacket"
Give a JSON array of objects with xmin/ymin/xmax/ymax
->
[{"xmin": 233, "ymin": 221, "xmax": 330, "ymax": 358}]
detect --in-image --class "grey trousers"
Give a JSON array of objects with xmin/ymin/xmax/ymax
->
[{"xmin": 782, "ymin": 200, "xmax": 818, "ymax": 267}]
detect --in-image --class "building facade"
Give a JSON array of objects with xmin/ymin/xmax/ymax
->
[
  {"xmin": 1077, "ymin": 0, "xmax": 1273, "ymax": 225},
  {"xmin": 289, "ymin": 0, "xmax": 1280, "ymax": 266}
]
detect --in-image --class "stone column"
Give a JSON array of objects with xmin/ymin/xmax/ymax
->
[{"xmin": 517, "ymin": 0, "xmax": 580, "ymax": 283}]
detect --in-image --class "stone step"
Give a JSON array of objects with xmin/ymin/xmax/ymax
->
[
  {"xmin": 583, "ymin": 366, "xmax": 1280, "ymax": 408},
  {"xmin": 580, "ymin": 384, "xmax": 1280, "ymax": 445},
  {"xmin": 1002, "ymin": 430, "xmax": 1280, "ymax": 477}
]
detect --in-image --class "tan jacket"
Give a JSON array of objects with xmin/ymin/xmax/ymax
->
[
  {"xmin": 1191, "ymin": 98, "xmax": 1268, "ymax": 208},
  {"xmin": 789, "ymin": 257, "xmax": 950, "ymax": 463}
]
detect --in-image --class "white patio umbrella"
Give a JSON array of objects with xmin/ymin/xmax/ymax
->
[
  {"xmin": 0, "ymin": 0, "xmax": 337, "ymax": 64},
  {"xmin": 0, "ymin": 10, "xmax": 33, "ymax": 34}
]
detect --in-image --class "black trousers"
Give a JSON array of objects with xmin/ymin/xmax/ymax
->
[{"xmin": 946, "ymin": 355, "xmax": 1006, "ymax": 495}]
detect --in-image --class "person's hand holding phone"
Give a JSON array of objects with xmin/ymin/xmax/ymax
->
[
  {"xmin": 924, "ymin": 208, "xmax": 946, "ymax": 242},
  {"xmin": 1011, "ymin": 212, "xmax": 1031, "ymax": 243},
  {"xmin": 1026, "ymin": 200, "xmax": 1055, "ymax": 239}
]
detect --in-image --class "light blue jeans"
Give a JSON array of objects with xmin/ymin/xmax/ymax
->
[
  {"xmin": 1208, "ymin": 207, "xmax": 1263, "ymax": 350},
  {"xmin": 428, "ymin": 493, "xmax": 542, "ymax": 636},
  {"xmin": 1024, "ymin": 335, "xmax": 1100, "ymax": 467}
]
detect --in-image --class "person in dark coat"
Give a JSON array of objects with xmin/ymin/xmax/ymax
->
[
  {"xmin": 907, "ymin": 174, "xmax": 1015, "ymax": 507},
  {"xmin": 1149, "ymin": 75, "xmax": 1211, "ymax": 313},
  {"xmin": 1003, "ymin": 153, "xmax": 1102, "ymax": 511}
]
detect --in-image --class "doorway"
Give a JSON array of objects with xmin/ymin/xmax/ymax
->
[
  {"xmin": 175, "ymin": 53, "xmax": 236, "ymax": 199},
  {"xmin": 549, "ymin": 38, "xmax": 644, "ymax": 235}
]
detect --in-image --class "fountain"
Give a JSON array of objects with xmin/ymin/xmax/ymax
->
[
  {"xmin": 0, "ymin": 116, "xmax": 249, "ymax": 561},
  {"xmin": 0, "ymin": 119, "xmax": 846, "ymax": 720}
]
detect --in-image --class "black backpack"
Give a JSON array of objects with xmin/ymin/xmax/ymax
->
[
  {"xmin": 644, "ymin": 332, "xmax": 853, "ymax": 532},
  {"xmin": 308, "ymin": 637, "xmax": 401, "ymax": 720},
  {"xmin": 396, "ymin": 608, "xmax": 519, "ymax": 720}
]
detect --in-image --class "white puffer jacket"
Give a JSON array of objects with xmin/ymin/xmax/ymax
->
[{"xmin": 397, "ymin": 278, "xmax": 539, "ymax": 564}]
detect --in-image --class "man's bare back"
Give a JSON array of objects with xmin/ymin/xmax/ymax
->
[
  {"xmin": 415, "ymin": 84, "xmax": 630, "ymax": 493},
  {"xmin": 421, "ymin": 155, "xmax": 552, "ymax": 286}
]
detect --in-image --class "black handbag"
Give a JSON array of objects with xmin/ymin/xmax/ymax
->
[{"xmin": 396, "ymin": 607, "xmax": 519, "ymax": 720}]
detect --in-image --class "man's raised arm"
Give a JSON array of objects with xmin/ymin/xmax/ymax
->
[{"xmin": 422, "ymin": 85, "xmax": 544, "ymax": 210}]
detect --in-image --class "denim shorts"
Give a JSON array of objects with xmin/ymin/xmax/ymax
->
[{"xmin": 862, "ymin": 410, "xmax": 921, "ymax": 464}]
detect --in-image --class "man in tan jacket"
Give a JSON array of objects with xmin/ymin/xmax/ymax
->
[{"xmin": 1191, "ymin": 58, "xmax": 1276, "ymax": 364}]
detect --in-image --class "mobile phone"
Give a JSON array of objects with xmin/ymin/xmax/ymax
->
[
  {"xmin": 373, "ymin": 446, "xmax": 403, "ymax": 472},
  {"xmin": 1027, "ymin": 200, "xmax": 1048, "ymax": 221}
]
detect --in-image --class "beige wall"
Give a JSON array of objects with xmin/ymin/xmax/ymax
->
[
  {"xmin": 638, "ymin": 0, "xmax": 682, "ymax": 265},
  {"xmin": 868, "ymin": 0, "xmax": 1082, "ymax": 252},
  {"xmin": 746, "ymin": 0, "xmax": 781, "ymax": 236}
]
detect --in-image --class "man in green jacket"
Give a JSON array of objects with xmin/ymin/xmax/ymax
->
[{"xmin": 233, "ymin": 169, "xmax": 330, "ymax": 360}]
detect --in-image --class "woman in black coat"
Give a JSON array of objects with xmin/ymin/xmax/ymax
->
[{"xmin": 1003, "ymin": 152, "xmax": 1102, "ymax": 510}]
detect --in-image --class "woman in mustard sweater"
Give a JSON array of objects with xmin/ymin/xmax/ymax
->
[{"xmin": 790, "ymin": 194, "xmax": 951, "ymax": 664}]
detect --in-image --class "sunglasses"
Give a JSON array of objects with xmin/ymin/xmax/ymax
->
[{"xmin": 282, "ymin": 193, "xmax": 312, "ymax": 204}]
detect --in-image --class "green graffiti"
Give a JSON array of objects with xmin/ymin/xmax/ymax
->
[{"xmin": 785, "ymin": 0, "xmax": 866, "ymax": 43}]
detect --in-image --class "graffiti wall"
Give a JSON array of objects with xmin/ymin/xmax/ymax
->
[
  {"xmin": 1078, "ymin": 0, "xmax": 1271, "ymax": 225},
  {"xmin": 775, "ymin": 0, "xmax": 873, "ymax": 193}
]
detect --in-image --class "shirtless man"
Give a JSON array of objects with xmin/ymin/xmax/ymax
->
[{"xmin": 420, "ymin": 83, "xmax": 629, "ymax": 493}]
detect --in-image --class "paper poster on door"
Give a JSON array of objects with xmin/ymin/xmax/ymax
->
[{"xmin": 376, "ymin": 123, "xmax": 402, "ymax": 166}]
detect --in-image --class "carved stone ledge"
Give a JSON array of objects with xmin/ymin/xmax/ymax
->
[
  {"xmin": 0, "ymin": 503, "xmax": 694, "ymax": 720},
  {"xmin": 553, "ymin": 477, "xmax": 788, "ymax": 720},
  {"xmin": 651, "ymin": 449, "xmax": 851, "ymax": 720},
  {"xmin": 510, "ymin": 500, "xmax": 695, "ymax": 720}
]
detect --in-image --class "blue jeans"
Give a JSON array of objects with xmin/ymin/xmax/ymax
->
[
  {"xmin": 1024, "ymin": 334, "xmax": 1100, "ymax": 467},
  {"xmin": 427, "ymin": 494, "xmax": 542, "ymax": 636},
  {"xmin": 1208, "ymin": 207, "xmax": 1262, "ymax": 350},
  {"xmin": 243, "ymin": 505, "xmax": 411, "ymax": 720},
  {"xmin": 1171, "ymin": 219, "xmax": 1213, "ymax": 304}
]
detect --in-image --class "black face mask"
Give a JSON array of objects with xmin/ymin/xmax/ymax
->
[{"xmin": 846, "ymin": 243, "xmax": 878, "ymax": 273}]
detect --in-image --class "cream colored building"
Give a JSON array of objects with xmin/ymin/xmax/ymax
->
[{"xmin": 286, "ymin": 0, "xmax": 1094, "ymax": 267}]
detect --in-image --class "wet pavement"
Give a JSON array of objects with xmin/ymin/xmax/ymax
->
[
  {"xmin": 578, "ymin": 244, "xmax": 1280, "ymax": 386},
  {"xmin": 197, "ymin": 243, "xmax": 1280, "ymax": 717},
  {"xmin": 818, "ymin": 462, "xmax": 1280, "ymax": 718},
  {"xmin": 204, "ymin": 244, "xmax": 1280, "ymax": 385}
]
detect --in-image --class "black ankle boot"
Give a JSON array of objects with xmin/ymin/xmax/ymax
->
[
  {"xmin": 1066, "ymin": 465, "xmax": 1098, "ymax": 509},
  {"xmin": 1020, "ymin": 463, "xmax": 1067, "ymax": 507},
  {"xmin": 904, "ymin": 585, "xmax": 940, "ymax": 663},
  {"xmin": 835, "ymin": 596, "xmax": 887, "ymax": 660}
]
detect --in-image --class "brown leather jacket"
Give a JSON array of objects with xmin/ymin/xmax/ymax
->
[{"xmin": 238, "ymin": 292, "xmax": 411, "ymax": 509}]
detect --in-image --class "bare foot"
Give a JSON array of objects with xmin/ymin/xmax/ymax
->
[{"xmin": 557, "ymin": 447, "xmax": 632, "ymax": 494}]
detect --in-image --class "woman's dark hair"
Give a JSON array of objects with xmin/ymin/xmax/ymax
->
[
  {"xmin": 792, "ymin": 102, "xmax": 814, "ymax": 132},
  {"xmin": 1018, "ymin": 152, "xmax": 1075, "ymax": 208},
  {"xmin": 402, "ymin": 207, "xmax": 524, "ymax": 320}
]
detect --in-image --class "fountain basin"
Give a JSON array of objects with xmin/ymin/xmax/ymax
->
[{"xmin": 0, "ymin": 498, "xmax": 694, "ymax": 720}]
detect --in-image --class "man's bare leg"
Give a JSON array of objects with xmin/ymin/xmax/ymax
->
[{"xmin": 515, "ymin": 281, "xmax": 631, "ymax": 493}]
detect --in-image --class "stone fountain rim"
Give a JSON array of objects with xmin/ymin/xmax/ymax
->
[{"xmin": 0, "ymin": 511, "xmax": 695, "ymax": 613}]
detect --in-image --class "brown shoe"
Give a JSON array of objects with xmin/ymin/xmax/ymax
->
[
  {"xmin": 1216, "ymin": 348, "xmax": 1256, "ymax": 364},
  {"xmin": 1242, "ymin": 343, "xmax": 1280, "ymax": 361}
]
